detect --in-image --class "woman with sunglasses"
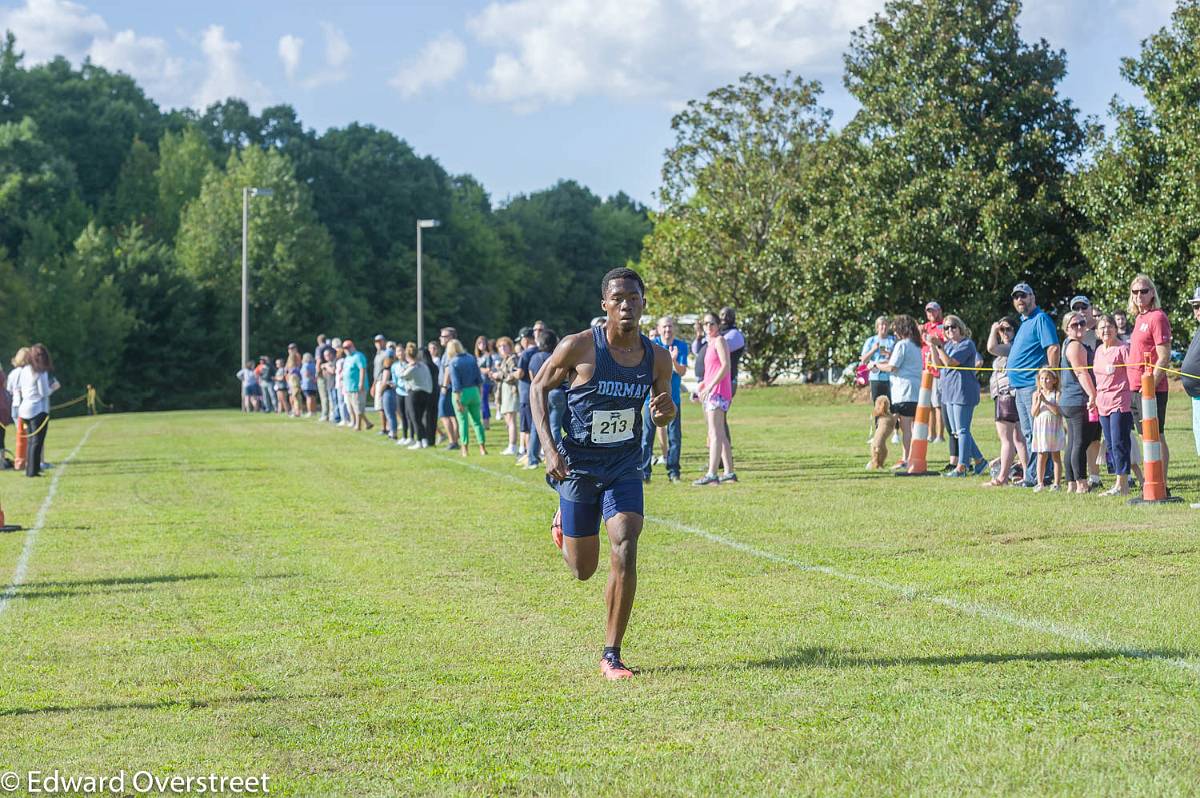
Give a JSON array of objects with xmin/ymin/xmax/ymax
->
[
  {"xmin": 1127, "ymin": 274, "xmax": 1172, "ymax": 485},
  {"xmin": 984, "ymin": 318, "xmax": 1025, "ymax": 486},
  {"xmin": 928, "ymin": 315, "xmax": 987, "ymax": 477},
  {"xmin": 1060, "ymin": 310, "xmax": 1101, "ymax": 493}
]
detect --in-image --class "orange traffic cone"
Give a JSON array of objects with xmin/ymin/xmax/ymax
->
[
  {"xmin": 896, "ymin": 361, "xmax": 937, "ymax": 477},
  {"xmin": 1130, "ymin": 355, "xmax": 1181, "ymax": 505},
  {"xmin": 0, "ymin": 500, "xmax": 20, "ymax": 532},
  {"xmin": 13, "ymin": 421, "xmax": 26, "ymax": 472}
]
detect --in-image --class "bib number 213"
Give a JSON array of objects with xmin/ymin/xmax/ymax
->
[{"xmin": 591, "ymin": 409, "xmax": 635, "ymax": 444}]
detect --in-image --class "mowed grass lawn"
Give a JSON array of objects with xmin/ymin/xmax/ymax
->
[{"xmin": 3, "ymin": 387, "xmax": 1200, "ymax": 795}]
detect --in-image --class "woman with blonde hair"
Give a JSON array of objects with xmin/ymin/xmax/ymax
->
[
  {"xmin": 1126, "ymin": 273, "xmax": 1173, "ymax": 486},
  {"xmin": 13, "ymin": 343, "xmax": 57, "ymax": 477},
  {"xmin": 446, "ymin": 338, "xmax": 487, "ymax": 456},
  {"xmin": 285, "ymin": 350, "xmax": 303, "ymax": 418},
  {"xmin": 6, "ymin": 348, "xmax": 29, "ymax": 469},
  {"xmin": 492, "ymin": 336, "xmax": 520, "ymax": 455}
]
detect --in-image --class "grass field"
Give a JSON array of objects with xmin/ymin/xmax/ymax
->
[{"xmin": 3, "ymin": 388, "xmax": 1200, "ymax": 795}]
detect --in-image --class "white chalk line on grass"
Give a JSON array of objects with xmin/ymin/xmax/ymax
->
[
  {"xmin": 431, "ymin": 451, "xmax": 1200, "ymax": 677},
  {"xmin": 0, "ymin": 422, "xmax": 100, "ymax": 617}
]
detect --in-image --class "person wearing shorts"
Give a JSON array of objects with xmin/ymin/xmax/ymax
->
[
  {"xmin": 1126, "ymin": 274, "xmax": 1172, "ymax": 484},
  {"xmin": 532, "ymin": 267, "xmax": 675, "ymax": 681}
]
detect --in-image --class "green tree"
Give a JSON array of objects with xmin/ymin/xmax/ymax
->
[
  {"xmin": 640, "ymin": 72, "xmax": 831, "ymax": 382},
  {"xmin": 0, "ymin": 34, "xmax": 163, "ymax": 207},
  {"xmin": 0, "ymin": 116, "xmax": 85, "ymax": 260},
  {"xmin": 176, "ymin": 146, "xmax": 344, "ymax": 369},
  {"xmin": 99, "ymin": 136, "xmax": 159, "ymax": 233},
  {"xmin": 1072, "ymin": 0, "xmax": 1200, "ymax": 332},
  {"xmin": 155, "ymin": 126, "xmax": 217, "ymax": 242},
  {"xmin": 23, "ymin": 223, "xmax": 134, "ymax": 399},
  {"xmin": 840, "ymin": 0, "xmax": 1090, "ymax": 339},
  {"xmin": 107, "ymin": 225, "xmax": 221, "ymax": 410}
]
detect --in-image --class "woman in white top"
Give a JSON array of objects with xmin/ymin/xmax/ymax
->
[
  {"xmin": 14, "ymin": 343, "xmax": 56, "ymax": 478},
  {"xmin": 874, "ymin": 315, "xmax": 924, "ymax": 470}
]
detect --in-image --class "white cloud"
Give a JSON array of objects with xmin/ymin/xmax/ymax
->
[
  {"xmin": 87, "ymin": 30, "xmax": 185, "ymax": 104},
  {"xmin": 277, "ymin": 23, "xmax": 350, "ymax": 88},
  {"xmin": 389, "ymin": 32, "xmax": 466, "ymax": 99},
  {"xmin": 0, "ymin": 0, "xmax": 276, "ymax": 110},
  {"xmin": 193, "ymin": 24, "xmax": 270, "ymax": 110},
  {"xmin": 278, "ymin": 33, "xmax": 302, "ymax": 80},
  {"xmin": 0, "ymin": 0, "xmax": 105, "ymax": 63},
  {"xmin": 466, "ymin": 0, "xmax": 886, "ymax": 109},
  {"xmin": 322, "ymin": 22, "xmax": 350, "ymax": 69}
]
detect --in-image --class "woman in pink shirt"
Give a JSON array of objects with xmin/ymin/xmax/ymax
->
[
  {"xmin": 1126, "ymin": 274, "xmax": 1172, "ymax": 483},
  {"xmin": 693, "ymin": 313, "xmax": 735, "ymax": 486},
  {"xmin": 1095, "ymin": 314, "xmax": 1135, "ymax": 495}
]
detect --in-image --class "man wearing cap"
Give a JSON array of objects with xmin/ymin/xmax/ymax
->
[
  {"xmin": 1070, "ymin": 295, "xmax": 1105, "ymax": 488},
  {"xmin": 1008, "ymin": 282, "xmax": 1060, "ymax": 486},
  {"xmin": 921, "ymin": 302, "xmax": 948, "ymax": 445},
  {"xmin": 1180, "ymin": 289, "xmax": 1200, "ymax": 471}
]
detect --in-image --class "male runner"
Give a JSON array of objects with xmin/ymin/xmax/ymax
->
[{"xmin": 530, "ymin": 267, "xmax": 676, "ymax": 680}]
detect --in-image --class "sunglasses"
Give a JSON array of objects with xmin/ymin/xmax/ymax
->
[
  {"xmin": 1191, "ymin": 302, "xmax": 1200, "ymax": 309},
  {"xmin": 1011, "ymin": 292, "xmax": 1029, "ymax": 300},
  {"xmin": 1069, "ymin": 321, "xmax": 1087, "ymax": 329},
  {"xmin": 1071, "ymin": 304, "xmax": 1088, "ymax": 311},
  {"xmin": 998, "ymin": 325, "xmax": 1013, "ymax": 332},
  {"xmin": 943, "ymin": 324, "xmax": 959, "ymax": 330},
  {"xmin": 1131, "ymin": 288, "xmax": 1153, "ymax": 295}
]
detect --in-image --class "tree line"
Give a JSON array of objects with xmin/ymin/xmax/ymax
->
[
  {"xmin": 642, "ymin": 0, "xmax": 1200, "ymax": 382},
  {"xmin": 0, "ymin": 32, "xmax": 651, "ymax": 410}
]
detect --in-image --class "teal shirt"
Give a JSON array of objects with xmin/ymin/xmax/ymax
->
[{"xmin": 343, "ymin": 351, "xmax": 368, "ymax": 391}]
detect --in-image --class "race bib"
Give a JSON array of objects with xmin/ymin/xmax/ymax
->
[{"xmin": 590, "ymin": 408, "xmax": 635, "ymax": 444}]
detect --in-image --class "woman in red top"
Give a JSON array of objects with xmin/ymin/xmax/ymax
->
[{"xmin": 1126, "ymin": 273, "xmax": 1172, "ymax": 482}]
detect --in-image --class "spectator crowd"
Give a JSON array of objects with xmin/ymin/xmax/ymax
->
[
  {"xmin": 233, "ymin": 309, "xmax": 748, "ymax": 486},
  {"xmin": 860, "ymin": 274, "xmax": 1200, "ymax": 498}
]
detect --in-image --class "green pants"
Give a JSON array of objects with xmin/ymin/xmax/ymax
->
[{"xmin": 454, "ymin": 386, "xmax": 486, "ymax": 446}]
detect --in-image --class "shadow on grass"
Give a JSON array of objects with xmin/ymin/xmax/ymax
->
[
  {"xmin": 11, "ymin": 572, "xmax": 298, "ymax": 600},
  {"xmin": 0, "ymin": 690, "xmax": 342, "ymax": 718},
  {"xmin": 646, "ymin": 645, "xmax": 1196, "ymax": 673}
]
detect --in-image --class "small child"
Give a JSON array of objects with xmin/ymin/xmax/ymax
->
[{"xmin": 1031, "ymin": 367, "xmax": 1065, "ymax": 492}]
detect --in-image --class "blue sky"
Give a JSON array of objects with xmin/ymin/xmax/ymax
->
[{"xmin": 0, "ymin": 0, "xmax": 1180, "ymax": 206}]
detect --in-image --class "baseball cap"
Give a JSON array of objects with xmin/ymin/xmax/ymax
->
[
  {"xmin": 924, "ymin": 301, "xmax": 941, "ymax": 311},
  {"xmin": 1189, "ymin": 286, "xmax": 1200, "ymax": 305},
  {"xmin": 1011, "ymin": 282, "xmax": 1034, "ymax": 297},
  {"xmin": 1069, "ymin": 295, "xmax": 1090, "ymax": 309},
  {"xmin": 518, "ymin": 326, "xmax": 533, "ymax": 339},
  {"xmin": 374, "ymin": 334, "xmax": 386, "ymax": 341}
]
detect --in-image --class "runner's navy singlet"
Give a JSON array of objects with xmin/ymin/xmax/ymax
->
[{"xmin": 557, "ymin": 324, "xmax": 655, "ymax": 480}]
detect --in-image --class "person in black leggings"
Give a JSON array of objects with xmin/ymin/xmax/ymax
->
[{"xmin": 1059, "ymin": 311, "xmax": 1100, "ymax": 493}]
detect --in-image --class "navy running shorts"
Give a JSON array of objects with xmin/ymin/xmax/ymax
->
[{"xmin": 551, "ymin": 473, "xmax": 644, "ymax": 538}]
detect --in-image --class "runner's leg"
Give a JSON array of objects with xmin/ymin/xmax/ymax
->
[{"xmin": 603, "ymin": 511, "xmax": 642, "ymax": 649}]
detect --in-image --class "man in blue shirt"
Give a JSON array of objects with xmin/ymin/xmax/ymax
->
[
  {"xmin": 515, "ymin": 328, "xmax": 539, "ymax": 461},
  {"xmin": 641, "ymin": 316, "xmax": 688, "ymax": 482},
  {"xmin": 1007, "ymin": 281, "xmax": 1061, "ymax": 486}
]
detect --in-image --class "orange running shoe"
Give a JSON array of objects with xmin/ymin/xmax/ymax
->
[
  {"xmin": 551, "ymin": 508, "xmax": 564, "ymax": 550},
  {"xmin": 600, "ymin": 653, "xmax": 634, "ymax": 680}
]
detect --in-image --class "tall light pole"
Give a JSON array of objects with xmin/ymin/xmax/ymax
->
[
  {"xmin": 416, "ymin": 219, "xmax": 440, "ymax": 347},
  {"xmin": 241, "ymin": 187, "xmax": 273, "ymax": 367}
]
